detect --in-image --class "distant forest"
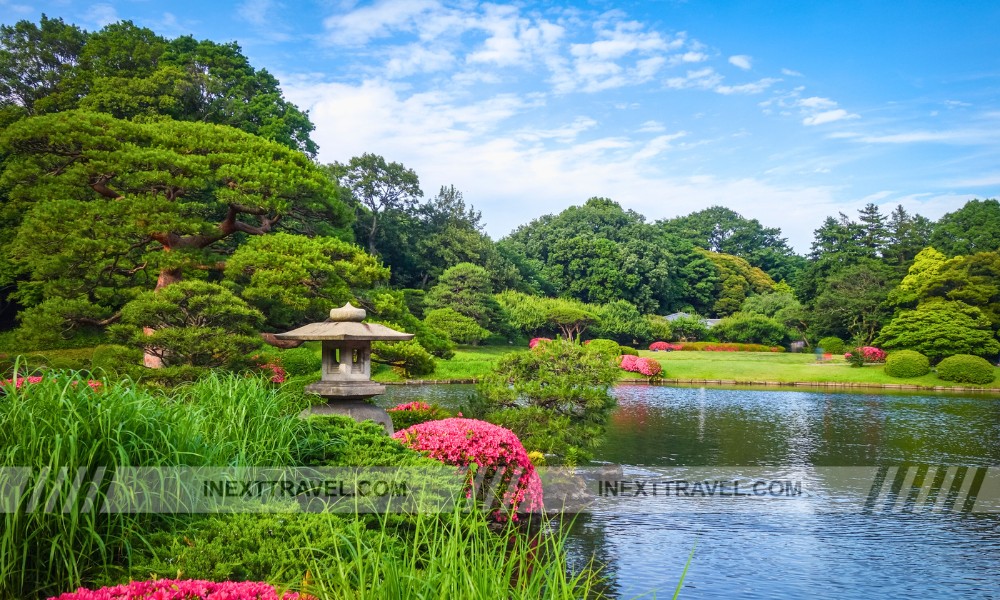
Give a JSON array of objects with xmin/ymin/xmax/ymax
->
[{"xmin": 1, "ymin": 16, "xmax": 998, "ymax": 365}]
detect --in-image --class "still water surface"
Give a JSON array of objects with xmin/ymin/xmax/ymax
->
[{"xmin": 380, "ymin": 385, "xmax": 1000, "ymax": 599}]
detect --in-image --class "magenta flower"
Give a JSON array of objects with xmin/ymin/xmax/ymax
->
[
  {"xmin": 49, "ymin": 578, "xmax": 311, "ymax": 600},
  {"xmin": 393, "ymin": 418, "xmax": 543, "ymax": 518}
]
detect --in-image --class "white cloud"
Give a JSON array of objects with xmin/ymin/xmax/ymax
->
[
  {"xmin": 781, "ymin": 68, "xmax": 803, "ymax": 77},
  {"xmin": 668, "ymin": 51, "xmax": 708, "ymax": 65},
  {"xmin": 729, "ymin": 55, "xmax": 752, "ymax": 70},
  {"xmin": 665, "ymin": 67, "xmax": 722, "ymax": 90},
  {"xmin": 716, "ymin": 77, "xmax": 781, "ymax": 95},
  {"xmin": 322, "ymin": 0, "xmax": 442, "ymax": 46},
  {"xmin": 238, "ymin": 0, "xmax": 275, "ymax": 26},
  {"xmin": 845, "ymin": 129, "xmax": 999, "ymax": 144},
  {"xmin": 797, "ymin": 96, "xmax": 837, "ymax": 109},
  {"xmin": 637, "ymin": 120, "xmax": 666, "ymax": 133},
  {"xmin": 802, "ymin": 109, "xmax": 859, "ymax": 125},
  {"xmin": 84, "ymin": 3, "xmax": 118, "ymax": 27},
  {"xmin": 386, "ymin": 45, "xmax": 455, "ymax": 77}
]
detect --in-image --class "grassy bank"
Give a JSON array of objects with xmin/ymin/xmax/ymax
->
[
  {"xmin": 374, "ymin": 345, "xmax": 1000, "ymax": 391},
  {"xmin": 0, "ymin": 372, "xmax": 599, "ymax": 599}
]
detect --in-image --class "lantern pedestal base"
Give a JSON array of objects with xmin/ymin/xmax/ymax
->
[
  {"xmin": 305, "ymin": 381, "xmax": 385, "ymax": 398},
  {"xmin": 300, "ymin": 399, "xmax": 394, "ymax": 434}
]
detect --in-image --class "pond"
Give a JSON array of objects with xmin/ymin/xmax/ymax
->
[{"xmin": 379, "ymin": 384, "xmax": 1000, "ymax": 599}]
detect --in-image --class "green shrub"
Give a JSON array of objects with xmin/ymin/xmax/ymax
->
[
  {"xmin": 111, "ymin": 281, "xmax": 264, "ymax": 369},
  {"xmin": 584, "ymin": 339, "xmax": 621, "ymax": 357},
  {"xmin": 711, "ymin": 313, "xmax": 789, "ymax": 346},
  {"xmin": 387, "ymin": 401, "xmax": 452, "ymax": 431},
  {"xmin": 884, "ymin": 350, "xmax": 930, "ymax": 378},
  {"xmin": 618, "ymin": 346, "xmax": 639, "ymax": 356},
  {"xmin": 817, "ymin": 336, "xmax": 846, "ymax": 354},
  {"xmin": 128, "ymin": 511, "xmax": 401, "ymax": 585},
  {"xmin": 91, "ymin": 344, "xmax": 143, "ymax": 377},
  {"xmin": 372, "ymin": 340, "xmax": 436, "ymax": 378},
  {"xmin": 424, "ymin": 308, "xmax": 491, "ymax": 345},
  {"xmin": 936, "ymin": 354, "xmax": 996, "ymax": 385},
  {"xmin": 278, "ymin": 346, "xmax": 322, "ymax": 376}
]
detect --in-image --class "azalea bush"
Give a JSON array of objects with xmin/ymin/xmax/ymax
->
[
  {"xmin": 617, "ymin": 355, "xmax": 663, "ymax": 381},
  {"xmin": 393, "ymin": 418, "xmax": 543, "ymax": 517},
  {"xmin": 673, "ymin": 342, "xmax": 783, "ymax": 352},
  {"xmin": 528, "ymin": 337, "xmax": 553, "ymax": 349},
  {"xmin": 387, "ymin": 400, "xmax": 452, "ymax": 430},
  {"xmin": 51, "ymin": 579, "xmax": 309, "ymax": 600},
  {"xmin": 649, "ymin": 341, "xmax": 682, "ymax": 351},
  {"xmin": 844, "ymin": 346, "xmax": 887, "ymax": 367}
]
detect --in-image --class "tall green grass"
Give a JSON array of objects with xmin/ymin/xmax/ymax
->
[
  {"xmin": 0, "ymin": 370, "xmax": 604, "ymax": 599},
  {"xmin": 0, "ymin": 369, "xmax": 310, "ymax": 599}
]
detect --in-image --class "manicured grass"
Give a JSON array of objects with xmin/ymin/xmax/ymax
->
[
  {"xmin": 625, "ymin": 350, "xmax": 1000, "ymax": 389},
  {"xmin": 373, "ymin": 345, "xmax": 512, "ymax": 382},
  {"xmin": 379, "ymin": 345, "xmax": 1000, "ymax": 390}
]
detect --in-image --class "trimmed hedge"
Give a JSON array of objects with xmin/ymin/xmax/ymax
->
[
  {"xmin": 618, "ymin": 346, "xmax": 639, "ymax": 356},
  {"xmin": 673, "ymin": 342, "xmax": 784, "ymax": 352},
  {"xmin": 817, "ymin": 336, "xmax": 846, "ymax": 354},
  {"xmin": 585, "ymin": 339, "xmax": 621, "ymax": 357},
  {"xmin": 936, "ymin": 354, "xmax": 996, "ymax": 385},
  {"xmin": 884, "ymin": 350, "xmax": 930, "ymax": 378}
]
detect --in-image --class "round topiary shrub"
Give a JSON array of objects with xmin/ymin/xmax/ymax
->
[
  {"xmin": 884, "ymin": 350, "xmax": 930, "ymax": 378},
  {"xmin": 585, "ymin": 338, "xmax": 621, "ymax": 357},
  {"xmin": 817, "ymin": 336, "xmax": 846, "ymax": 354},
  {"xmin": 618, "ymin": 346, "xmax": 639, "ymax": 356},
  {"xmin": 936, "ymin": 354, "xmax": 996, "ymax": 385}
]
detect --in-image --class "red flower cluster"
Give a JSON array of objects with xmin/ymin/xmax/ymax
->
[
  {"xmin": 649, "ymin": 341, "xmax": 682, "ymax": 352},
  {"xmin": 251, "ymin": 355, "xmax": 287, "ymax": 383},
  {"xmin": 50, "ymin": 578, "xmax": 310, "ymax": 600},
  {"xmin": 844, "ymin": 346, "xmax": 887, "ymax": 363},
  {"xmin": 528, "ymin": 337, "xmax": 553, "ymax": 349},
  {"xmin": 2, "ymin": 376, "xmax": 102, "ymax": 390},
  {"xmin": 393, "ymin": 418, "xmax": 543, "ymax": 517},
  {"xmin": 618, "ymin": 355, "xmax": 663, "ymax": 378},
  {"xmin": 387, "ymin": 401, "xmax": 433, "ymax": 412}
]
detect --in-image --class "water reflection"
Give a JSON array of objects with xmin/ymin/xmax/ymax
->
[{"xmin": 381, "ymin": 385, "xmax": 1000, "ymax": 599}]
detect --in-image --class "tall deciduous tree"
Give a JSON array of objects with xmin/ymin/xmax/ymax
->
[
  {"xmin": 330, "ymin": 153, "xmax": 422, "ymax": 256},
  {"xmin": 875, "ymin": 300, "xmax": 1000, "ymax": 363},
  {"xmin": 659, "ymin": 205, "xmax": 803, "ymax": 282},
  {"xmin": 930, "ymin": 199, "xmax": 1000, "ymax": 256}
]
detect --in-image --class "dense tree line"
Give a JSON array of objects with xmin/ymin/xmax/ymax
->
[{"xmin": 2, "ymin": 15, "xmax": 998, "ymax": 374}]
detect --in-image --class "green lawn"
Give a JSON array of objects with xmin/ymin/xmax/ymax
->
[
  {"xmin": 620, "ymin": 350, "xmax": 1000, "ymax": 390},
  {"xmin": 377, "ymin": 345, "xmax": 1000, "ymax": 391}
]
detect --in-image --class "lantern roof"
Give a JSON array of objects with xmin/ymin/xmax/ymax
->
[{"xmin": 274, "ymin": 303, "xmax": 415, "ymax": 342}]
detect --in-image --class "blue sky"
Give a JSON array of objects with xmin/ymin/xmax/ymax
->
[{"xmin": 4, "ymin": 1, "xmax": 1000, "ymax": 252}]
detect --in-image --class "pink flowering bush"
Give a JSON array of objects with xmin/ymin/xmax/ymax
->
[
  {"xmin": 251, "ymin": 354, "xmax": 287, "ymax": 383},
  {"xmin": 387, "ymin": 400, "xmax": 451, "ymax": 430},
  {"xmin": 649, "ymin": 341, "xmax": 682, "ymax": 352},
  {"xmin": 844, "ymin": 346, "xmax": 887, "ymax": 366},
  {"xmin": 393, "ymin": 418, "xmax": 543, "ymax": 518},
  {"xmin": 634, "ymin": 357, "xmax": 662, "ymax": 378},
  {"xmin": 50, "ymin": 578, "xmax": 310, "ymax": 600},
  {"xmin": 618, "ymin": 354, "xmax": 638, "ymax": 371},
  {"xmin": 618, "ymin": 355, "xmax": 663, "ymax": 381},
  {"xmin": 528, "ymin": 337, "xmax": 553, "ymax": 349}
]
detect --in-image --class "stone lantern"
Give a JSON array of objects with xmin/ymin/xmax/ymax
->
[{"xmin": 274, "ymin": 302, "xmax": 413, "ymax": 432}]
